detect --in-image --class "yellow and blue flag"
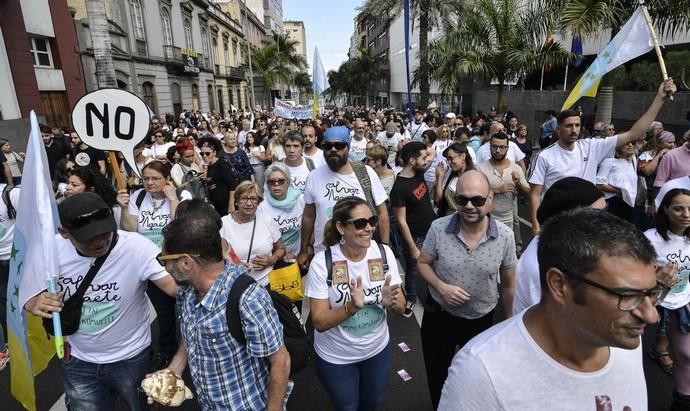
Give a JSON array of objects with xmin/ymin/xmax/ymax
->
[
  {"xmin": 562, "ymin": 7, "xmax": 654, "ymax": 110},
  {"xmin": 10, "ymin": 111, "xmax": 61, "ymax": 410}
]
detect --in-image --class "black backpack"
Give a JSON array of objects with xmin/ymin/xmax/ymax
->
[
  {"xmin": 135, "ymin": 188, "xmax": 183, "ymax": 208},
  {"xmin": 227, "ymin": 274, "xmax": 310, "ymax": 375},
  {"xmin": 3, "ymin": 185, "xmax": 16, "ymax": 219},
  {"xmin": 180, "ymin": 169, "xmax": 206, "ymax": 201}
]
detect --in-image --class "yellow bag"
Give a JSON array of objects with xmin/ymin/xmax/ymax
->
[{"xmin": 268, "ymin": 261, "xmax": 304, "ymax": 302}]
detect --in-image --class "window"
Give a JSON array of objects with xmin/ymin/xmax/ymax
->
[
  {"xmin": 201, "ymin": 28, "xmax": 210, "ymax": 67},
  {"xmin": 30, "ymin": 37, "xmax": 53, "ymax": 68},
  {"xmin": 184, "ymin": 19, "xmax": 193, "ymax": 49},
  {"xmin": 129, "ymin": 0, "xmax": 146, "ymax": 40},
  {"xmin": 161, "ymin": 8, "xmax": 173, "ymax": 46},
  {"xmin": 142, "ymin": 82, "xmax": 157, "ymax": 114},
  {"xmin": 223, "ymin": 40, "xmax": 230, "ymax": 68},
  {"xmin": 232, "ymin": 40, "xmax": 239, "ymax": 65},
  {"xmin": 212, "ymin": 37, "xmax": 218, "ymax": 65}
]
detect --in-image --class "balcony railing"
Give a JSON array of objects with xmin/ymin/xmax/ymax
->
[{"xmin": 224, "ymin": 66, "xmax": 245, "ymax": 80}]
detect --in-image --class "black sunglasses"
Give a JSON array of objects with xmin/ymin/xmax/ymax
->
[
  {"xmin": 346, "ymin": 216, "xmax": 378, "ymax": 230},
  {"xmin": 454, "ymin": 195, "xmax": 488, "ymax": 207},
  {"xmin": 323, "ymin": 142, "xmax": 347, "ymax": 151},
  {"xmin": 267, "ymin": 178, "xmax": 287, "ymax": 186},
  {"xmin": 66, "ymin": 208, "xmax": 112, "ymax": 229},
  {"xmin": 202, "ymin": 151, "xmax": 213, "ymax": 157}
]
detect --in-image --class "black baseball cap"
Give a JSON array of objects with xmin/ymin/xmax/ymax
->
[{"xmin": 59, "ymin": 193, "xmax": 117, "ymax": 242}]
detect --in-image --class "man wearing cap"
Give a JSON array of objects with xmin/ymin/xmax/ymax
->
[
  {"xmin": 408, "ymin": 108, "xmax": 430, "ymax": 142},
  {"xmin": 22, "ymin": 192, "xmax": 177, "ymax": 410},
  {"xmin": 297, "ymin": 126, "xmax": 390, "ymax": 268},
  {"xmin": 376, "ymin": 122, "xmax": 404, "ymax": 169},
  {"xmin": 444, "ymin": 112, "xmax": 456, "ymax": 129},
  {"xmin": 512, "ymin": 177, "xmax": 606, "ymax": 315},
  {"xmin": 528, "ymin": 79, "xmax": 677, "ymax": 235}
]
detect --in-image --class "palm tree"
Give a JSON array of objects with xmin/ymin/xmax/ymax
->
[
  {"xmin": 358, "ymin": 0, "xmax": 464, "ymax": 108},
  {"xmin": 540, "ymin": 0, "xmax": 690, "ymax": 122},
  {"xmin": 86, "ymin": 0, "xmax": 117, "ymax": 88},
  {"xmin": 428, "ymin": 0, "xmax": 573, "ymax": 110},
  {"xmin": 248, "ymin": 33, "xmax": 308, "ymax": 105},
  {"xmin": 292, "ymin": 71, "xmax": 313, "ymax": 104},
  {"xmin": 348, "ymin": 48, "xmax": 387, "ymax": 106}
]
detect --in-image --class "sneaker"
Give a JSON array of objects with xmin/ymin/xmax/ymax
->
[
  {"xmin": 0, "ymin": 348, "xmax": 9, "ymax": 371},
  {"xmin": 403, "ymin": 301, "xmax": 416, "ymax": 318}
]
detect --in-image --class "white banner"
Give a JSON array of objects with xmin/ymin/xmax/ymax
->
[{"xmin": 274, "ymin": 98, "xmax": 312, "ymax": 120}]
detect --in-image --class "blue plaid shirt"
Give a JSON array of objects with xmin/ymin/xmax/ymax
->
[{"xmin": 177, "ymin": 262, "xmax": 290, "ymax": 410}]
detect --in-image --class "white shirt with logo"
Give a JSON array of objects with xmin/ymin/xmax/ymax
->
[
  {"xmin": 304, "ymin": 149, "xmax": 326, "ymax": 169},
  {"xmin": 305, "ymin": 243, "xmax": 402, "ymax": 364},
  {"xmin": 644, "ymin": 229, "xmax": 690, "ymax": 310},
  {"xmin": 349, "ymin": 137, "xmax": 368, "ymax": 162},
  {"xmin": 128, "ymin": 189, "xmax": 192, "ymax": 247},
  {"xmin": 304, "ymin": 165, "xmax": 388, "ymax": 252},
  {"xmin": 55, "ymin": 231, "xmax": 168, "ymax": 363},
  {"xmin": 376, "ymin": 132, "xmax": 403, "ymax": 168},
  {"xmin": 285, "ymin": 160, "xmax": 311, "ymax": 193},
  {"xmin": 257, "ymin": 197, "xmax": 305, "ymax": 256}
]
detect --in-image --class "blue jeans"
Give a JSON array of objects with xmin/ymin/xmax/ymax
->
[
  {"xmin": 62, "ymin": 346, "xmax": 152, "ymax": 411},
  {"xmin": 314, "ymin": 343, "xmax": 392, "ymax": 411},
  {"xmin": 402, "ymin": 236, "xmax": 426, "ymax": 303}
]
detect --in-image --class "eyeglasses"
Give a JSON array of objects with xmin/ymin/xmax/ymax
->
[
  {"xmin": 156, "ymin": 252, "xmax": 200, "ymax": 266},
  {"xmin": 267, "ymin": 178, "xmax": 287, "ymax": 186},
  {"xmin": 346, "ymin": 216, "xmax": 378, "ymax": 230},
  {"xmin": 560, "ymin": 268, "xmax": 670, "ymax": 311},
  {"xmin": 201, "ymin": 151, "xmax": 213, "ymax": 157},
  {"xmin": 66, "ymin": 207, "xmax": 112, "ymax": 229},
  {"xmin": 238, "ymin": 197, "xmax": 260, "ymax": 204},
  {"xmin": 454, "ymin": 195, "xmax": 488, "ymax": 207},
  {"xmin": 322, "ymin": 142, "xmax": 347, "ymax": 151},
  {"xmin": 143, "ymin": 176, "xmax": 164, "ymax": 182},
  {"xmin": 490, "ymin": 144, "xmax": 508, "ymax": 151}
]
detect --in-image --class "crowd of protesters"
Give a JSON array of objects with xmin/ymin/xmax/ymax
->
[{"xmin": 4, "ymin": 78, "xmax": 690, "ymax": 410}]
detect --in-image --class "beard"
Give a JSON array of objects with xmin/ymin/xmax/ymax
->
[
  {"xmin": 326, "ymin": 153, "xmax": 348, "ymax": 172},
  {"xmin": 491, "ymin": 153, "xmax": 507, "ymax": 161}
]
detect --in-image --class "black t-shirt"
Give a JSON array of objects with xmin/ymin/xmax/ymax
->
[
  {"xmin": 0, "ymin": 152, "xmax": 7, "ymax": 183},
  {"xmin": 206, "ymin": 159, "xmax": 240, "ymax": 216},
  {"xmin": 71, "ymin": 145, "xmax": 106, "ymax": 170},
  {"xmin": 390, "ymin": 173, "xmax": 437, "ymax": 238},
  {"xmin": 44, "ymin": 138, "xmax": 69, "ymax": 179}
]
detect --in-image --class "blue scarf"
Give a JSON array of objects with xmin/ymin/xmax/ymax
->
[{"xmin": 267, "ymin": 187, "xmax": 301, "ymax": 211}]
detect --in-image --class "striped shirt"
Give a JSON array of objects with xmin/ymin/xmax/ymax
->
[{"xmin": 177, "ymin": 262, "xmax": 290, "ymax": 410}]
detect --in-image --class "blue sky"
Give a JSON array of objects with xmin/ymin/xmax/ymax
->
[{"xmin": 282, "ymin": 0, "xmax": 364, "ymax": 75}]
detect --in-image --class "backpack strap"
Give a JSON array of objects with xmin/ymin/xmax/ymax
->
[
  {"xmin": 135, "ymin": 189, "xmax": 146, "ymax": 209},
  {"xmin": 304, "ymin": 157, "xmax": 315, "ymax": 171},
  {"xmin": 377, "ymin": 242, "xmax": 389, "ymax": 274},
  {"xmin": 3, "ymin": 185, "xmax": 16, "ymax": 219},
  {"xmin": 325, "ymin": 246, "xmax": 333, "ymax": 286},
  {"xmin": 351, "ymin": 161, "xmax": 377, "ymax": 216},
  {"xmin": 226, "ymin": 274, "xmax": 257, "ymax": 345}
]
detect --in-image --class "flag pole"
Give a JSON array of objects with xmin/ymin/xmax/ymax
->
[{"xmin": 638, "ymin": 0, "xmax": 673, "ymax": 101}]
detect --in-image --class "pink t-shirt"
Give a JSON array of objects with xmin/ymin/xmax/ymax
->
[{"xmin": 654, "ymin": 145, "xmax": 690, "ymax": 187}]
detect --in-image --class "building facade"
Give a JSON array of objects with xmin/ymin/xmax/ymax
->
[
  {"xmin": 284, "ymin": 20, "xmax": 306, "ymax": 62},
  {"xmin": 0, "ymin": 0, "xmax": 85, "ymax": 138},
  {"xmin": 350, "ymin": 12, "xmax": 390, "ymax": 106}
]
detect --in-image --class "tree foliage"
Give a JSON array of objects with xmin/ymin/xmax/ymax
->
[{"xmin": 324, "ymin": 48, "xmax": 387, "ymax": 104}]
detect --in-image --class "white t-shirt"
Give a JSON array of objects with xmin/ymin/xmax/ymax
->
[
  {"xmin": 219, "ymin": 213, "xmax": 281, "ymax": 286},
  {"xmin": 439, "ymin": 311, "xmax": 647, "ymax": 411},
  {"xmin": 143, "ymin": 142, "xmax": 175, "ymax": 162},
  {"xmin": 512, "ymin": 236, "xmax": 540, "ymax": 315},
  {"xmin": 529, "ymin": 137, "xmax": 617, "ymax": 194},
  {"xmin": 407, "ymin": 121, "xmax": 429, "ymax": 142},
  {"xmin": 304, "ymin": 149, "xmax": 326, "ymax": 169},
  {"xmin": 170, "ymin": 162, "xmax": 201, "ymax": 187},
  {"xmin": 247, "ymin": 145, "xmax": 265, "ymax": 166},
  {"xmin": 644, "ymin": 229, "xmax": 690, "ymax": 310},
  {"xmin": 305, "ymin": 243, "xmax": 402, "ymax": 364},
  {"xmin": 285, "ymin": 160, "xmax": 311, "ymax": 193},
  {"xmin": 376, "ymin": 131, "xmax": 403, "ymax": 168},
  {"xmin": 596, "ymin": 157, "xmax": 638, "ymax": 206},
  {"xmin": 257, "ymin": 196, "xmax": 305, "ymax": 256},
  {"xmin": 474, "ymin": 140, "xmax": 526, "ymax": 165},
  {"xmin": 349, "ymin": 137, "xmax": 368, "ymax": 162},
  {"xmin": 304, "ymin": 164, "xmax": 388, "ymax": 252},
  {"xmin": 55, "ymin": 231, "xmax": 168, "ymax": 363},
  {"xmin": 476, "ymin": 161, "xmax": 527, "ymax": 224},
  {"xmin": 0, "ymin": 185, "xmax": 20, "ymax": 260},
  {"xmin": 128, "ymin": 189, "xmax": 192, "ymax": 247}
]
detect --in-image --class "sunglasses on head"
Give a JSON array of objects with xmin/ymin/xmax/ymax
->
[
  {"xmin": 346, "ymin": 216, "xmax": 378, "ymax": 230},
  {"xmin": 322, "ymin": 142, "xmax": 347, "ymax": 151},
  {"xmin": 454, "ymin": 195, "xmax": 488, "ymax": 207},
  {"xmin": 66, "ymin": 207, "xmax": 112, "ymax": 229}
]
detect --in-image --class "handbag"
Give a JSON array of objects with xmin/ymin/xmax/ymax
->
[
  {"xmin": 269, "ymin": 260, "xmax": 304, "ymax": 303},
  {"xmin": 43, "ymin": 235, "xmax": 118, "ymax": 336}
]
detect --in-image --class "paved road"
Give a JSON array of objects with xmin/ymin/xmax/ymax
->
[{"xmin": 0, "ymin": 204, "xmax": 674, "ymax": 410}]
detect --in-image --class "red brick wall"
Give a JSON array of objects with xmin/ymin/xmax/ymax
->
[
  {"xmin": 50, "ymin": 0, "xmax": 85, "ymax": 110},
  {"xmin": 0, "ymin": 0, "xmax": 42, "ymax": 117}
]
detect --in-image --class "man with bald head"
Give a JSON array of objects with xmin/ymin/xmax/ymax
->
[
  {"xmin": 349, "ymin": 119, "xmax": 368, "ymax": 162},
  {"xmin": 417, "ymin": 169, "xmax": 517, "ymax": 408}
]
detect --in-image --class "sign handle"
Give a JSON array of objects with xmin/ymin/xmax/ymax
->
[
  {"xmin": 108, "ymin": 151, "xmax": 125, "ymax": 190},
  {"xmin": 639, "ymin": 1, "xmax": 673, "ymax": 101}
]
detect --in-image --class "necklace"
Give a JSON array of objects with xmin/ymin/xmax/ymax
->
[{"xmin": 150, "ymin": 195, "xmax": 166, "ymax": 214}]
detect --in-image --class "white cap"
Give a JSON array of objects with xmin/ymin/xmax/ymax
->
[{"xmin": 445, "ymin": 112, "xmax": 456, "ymax": 119}]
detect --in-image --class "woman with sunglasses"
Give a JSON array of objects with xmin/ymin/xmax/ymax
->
[
  {"xmin": 257, "ymin": 163, "xmax": 305, "ymax": 260},
  {"xmin": 220, "ymin": 181, "xmax": 285, "ymax": 286},
  {"xmin": 145, "ymin": 132, "xmax": 175, "ymax": 163},
  {"xmin": 305, "ymin": 196, "xmax": 405, "ymax": 411},
  {"xmin": 268, "ymin": 126, "xmax": 286, "ymax": 162},
  {"xmin": 644, "ymin": 188, "xmax": 690, "ymax": 407},
  {"xmin": 196, "ymin": 137, "xmax": 239, "ymax": 216},
  {"xmin": 221, "ymin": 132, "xmax": 254, "ymax": 183},
  {"xmin": 434, "ymin": 143, "xmax": 475, "ymax": 216}
]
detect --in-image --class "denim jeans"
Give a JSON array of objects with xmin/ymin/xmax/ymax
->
[
  {"xmin": 314, "ymin": 343, "xmax": 392, "ymax": 411},
  {"xmin": 402, "ymin": 236, "xmax": 426, "ymax": 303},
  {"xmin": 62, "ymin": 346, "xmax": 152, "ymax": 411}
]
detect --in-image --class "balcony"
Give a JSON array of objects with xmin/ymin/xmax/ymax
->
[
  {"xmin": 224, "ymin": 65, "xmax": 245, "ymax": 80},
  {"xmin": 163, "ymin": 45, "xmax": 207, "ymax": 75}
]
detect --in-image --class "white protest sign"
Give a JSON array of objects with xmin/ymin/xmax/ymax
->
[{"xmin": 72, "ymin": 89, "xmax": 151, "ymax": 178}]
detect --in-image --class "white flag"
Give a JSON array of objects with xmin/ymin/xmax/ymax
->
[{"xmin": 312, "ymin": 47, "xmax": 328, "ymax": 96}]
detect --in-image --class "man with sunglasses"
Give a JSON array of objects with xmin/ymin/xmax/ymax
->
[
  {"xmin": 298, "ymin": 126, "xmax": 390, "ymax": 270},
  {"xmin": 22, "ymin": 193, "xmax": 177, "ymax": 409},
  {"xmin": 417, "ymin": 170, "xmax": 516, "ymax": 408},
  {"xmin": 439, "ymin": 208, "xmax": 670, "ymax": 411}
]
